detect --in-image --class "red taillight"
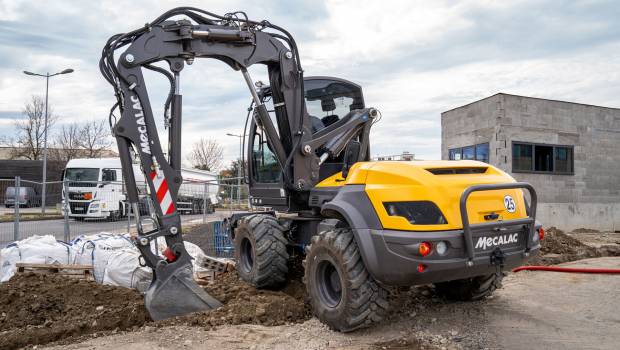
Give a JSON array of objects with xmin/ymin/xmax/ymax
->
[
  {"xmin": 417, "ymin": 264, "xmax": 426, "ymax": 273},
  {"xmin": 538, "ymin": 227, "xmax": 545, "ymax": 240},
  {"xmin": 418, "ymin": 242, "xmax": 432, "ymax": 257}
]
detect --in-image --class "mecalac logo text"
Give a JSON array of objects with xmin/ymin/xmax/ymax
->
[
  {"xmin": 475, "ymin": 233, "xmax": 518, "ymax": 250},
  {"xmin": 130, "ymin": 95, "xmax": 152, "ymax": 155}
]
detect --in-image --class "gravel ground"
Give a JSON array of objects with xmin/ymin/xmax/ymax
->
[
  {"xmin": 39, "ymin": 257, "xmax": 620, "ymax": 350},
  {"xmin": 4, "ymin": 227, "xmax": 619, "ymax": 349}
]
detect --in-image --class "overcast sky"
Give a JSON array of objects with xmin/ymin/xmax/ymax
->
[{"xmin": 1, "ymin": 0, "xmax": 619, "ymax": 167}]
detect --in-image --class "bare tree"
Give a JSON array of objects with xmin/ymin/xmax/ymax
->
[
  {"xmin": 50, "ymin": 122, "xmax": 82, "ymax": 162},
  {"xmin": 78, "ymin": 120, "xmax": 113, "ymax": 158},
  {"xmin": 188, "ymin": 138, "xmax": 224, "ymax": 171},
  {"xmin": 9, "ymin": 95, "xmax": 58, "ymax": 160}
]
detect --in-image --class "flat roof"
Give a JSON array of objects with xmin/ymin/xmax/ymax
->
[{"xmin": 441, "ymin": 92, "xmax": 620, "ymax": 115}]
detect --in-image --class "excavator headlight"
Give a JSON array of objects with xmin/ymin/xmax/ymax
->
[{"xmin": 383, "ymin": 201, "xmax": 447, "ymax": 225}]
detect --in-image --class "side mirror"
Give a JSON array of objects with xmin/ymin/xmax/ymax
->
[{"xmin": 342, "ymin": 141, "xmax": 361, "ymax": 179}]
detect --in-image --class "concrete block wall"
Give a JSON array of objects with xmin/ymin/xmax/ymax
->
[{"xmin": 441, "ymin": 93, "xmax": 620, "ymax": 232}]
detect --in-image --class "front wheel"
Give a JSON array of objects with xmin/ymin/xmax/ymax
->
[
  {"xmin": 304, "ymin": 229, "xmax": 389, "ymax": 332},
  {"xmin": 234, "ymin": 214, "xmax": 289, "ymax": 288},
  {"xmin": 434, "ymin": 272, "xmax": 503, "ymax": 301}
]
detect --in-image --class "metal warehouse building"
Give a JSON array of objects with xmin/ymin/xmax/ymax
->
[{"xmin": 441, "ymin": 93, "xmax": 620, "ymax": 232}]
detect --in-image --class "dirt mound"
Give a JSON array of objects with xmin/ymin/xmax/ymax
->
[
  {"xmin": 529, "ymin": 227, "xmax": 602, "ymax": 265},
  {"xmin": 0, "ymin": 255, "xmax": 311, "ymax": 349},
  {"xmin": 572, "ymin": 228, "xmax": 600, "ymax": 233},
  {"xmin": 158, "ymin": 271, "xmax": 311, "ymax": 328},
  {"xmin": 0, "ymin": 273, "xmax": 149, "ymax": 350}
]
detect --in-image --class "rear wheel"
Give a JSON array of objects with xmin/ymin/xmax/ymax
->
[
  {"xmin": 234, "ymin": 214, "xmax": 288, "ymax": 288},
  {"xmin": 192, "ymin": 200, "xmax": 204, "ymax": 215},
  {"xmin": 108, "ymin": 210, "xmax": 121, "ymax": 222},
  {"xmin": 304, "ymin": 229, "xmax": 389, "ymax": 332},
  {"xmin": 434, "ymin": 272, "xmax": 503, "ymax": 301}
]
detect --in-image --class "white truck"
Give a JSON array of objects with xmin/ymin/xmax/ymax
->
[{"xmin": 63, "ymin": 158, "xmax": 219, "ymax": 220}]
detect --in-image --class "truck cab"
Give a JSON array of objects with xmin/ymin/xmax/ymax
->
[
  {"xmin": 63, "ymin": 158, "xmax": 220, "ymax": 220},
  {"xmin": 63, "ymin": 158, "xmax": 144, "ymax": 220}
]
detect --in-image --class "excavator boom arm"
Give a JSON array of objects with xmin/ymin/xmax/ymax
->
[{"xmin": 99, "ymin": 7, "xmax": 377, "ymax": 320}]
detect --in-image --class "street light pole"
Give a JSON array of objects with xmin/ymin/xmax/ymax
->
[
  {"xmin": 226, "ymin": 133, "xmax": 244, "ymax": 207},
  {"xmin": 42, "ymin": 73, "xmax": 49, "ymax": 214},
  {"xmin": 23, "ymin": 68, "xmax": 74, "ymax": 214}
]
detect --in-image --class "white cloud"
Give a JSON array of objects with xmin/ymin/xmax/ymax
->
[{"xmin": 0, "ymin": 0, "xmax": 619, "ymax": 165}]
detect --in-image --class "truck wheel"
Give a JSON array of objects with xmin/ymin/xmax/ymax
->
[
  {"xmin": 194, "ymin": 200, "xmax": 204, "ymax": 214},
  {"xmin": 304, "ymin": 229, "xmax": 389, "ymax": 332},
  {"xmin": 434, "ymin": 272, "xmax": 503, "ymax": 301},
  {"xmin": 234, "ymin": 214, "xmax": 288, "ymax": 288},
  {"xmin": 108, "ymin": 210, "xmax": 120, "ymax": 222}
]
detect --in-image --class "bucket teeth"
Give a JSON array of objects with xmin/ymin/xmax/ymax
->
[{"xmin": 145, "ymin": 261, "xmax": 222, "ymax": 320}]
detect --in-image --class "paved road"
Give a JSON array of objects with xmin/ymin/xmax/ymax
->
[{"xmin": 0, "ymin": 211, "xmax": 233, "ymax": 246}]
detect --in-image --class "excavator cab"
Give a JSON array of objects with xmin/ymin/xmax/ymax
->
[{"xmin": 247, "ymin": 77, "xmax": 365, "ymax": 209}]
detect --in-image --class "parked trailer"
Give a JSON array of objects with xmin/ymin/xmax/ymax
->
[
  {"xmin": 176, "ymin": 167, "xmax": 219, "ymax": 215},
  {"xmin": 63, "ymin": 158, "xmax": 218, "ymax": 220}
]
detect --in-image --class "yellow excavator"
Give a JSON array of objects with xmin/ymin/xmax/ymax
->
[{"xmin": 100, "ymin": 7, "xmax": 542, "ymax": 331}]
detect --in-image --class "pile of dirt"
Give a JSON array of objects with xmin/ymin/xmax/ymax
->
[
  {"xmin": 572, "ymin": 228, "xmax": 600, "ymax": 233},
  {"xmin": 0, "ymin": 273, "xmax": 149, "ymax": 350},
  {"xmin": 0, "ymin": 255, "xmax": 310, "ymax": 349},
  {"xmin": 529, "ymin": 227, "xmax": 603, "ymax": 265},
  {"xmin": 158, "ymin": 270, "xmax": 311, "ymax": 329}
]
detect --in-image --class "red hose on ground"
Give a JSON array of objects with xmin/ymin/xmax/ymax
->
[{"xmin": 512, "ymin": 266, "xmax": 620, "ymax": 274}]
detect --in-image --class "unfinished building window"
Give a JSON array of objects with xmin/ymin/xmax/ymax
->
[
  {"xmin": 554, "ymin": 146, "xmax": 574, "ymax": 173},
  {"xmin": 449, "ymin": 148, "xmax": 462, "ymax": 160},
  {"xmin": 512, "ymin": 142, "xmax": 574, "ymax": 174},
  {"xmin": 462, "ymin": 146, "xmax": 475, "ymax": 160},
  {"xmin": 512, "ymin": 143, "xmax": 533, "ymax": 171},
  {"xmin": 534, "ymin": 145, "xmax": 553, "ymax": 172},
  {"xmin": 449, "ymin": 143, "xmax": 489, "ymax": 163},
  {"xmin": 475, "ymin": 143, "xmax": 489, "ymax": 163}
]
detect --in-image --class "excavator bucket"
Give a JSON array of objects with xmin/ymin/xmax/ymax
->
[{"xmin": 145, "ymin": 261, "xmax": 222, "ymax": 320}]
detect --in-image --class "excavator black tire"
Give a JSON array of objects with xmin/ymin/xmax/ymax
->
[
  {"xmin": 434, "ymin": 272, "xmax": 503, "ymax": 301},
  {"xmin": 234, "ymin": 214, "xmax": 289, "ymax": 289},
  {"xmin": 304, "ymin": 228, "xmax": 389, "ymax": 332}
]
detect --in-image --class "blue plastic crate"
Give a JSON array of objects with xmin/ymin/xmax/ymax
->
[{"xmin": 212, "ymin": 221, "xmax": 234, "ymax": 257}]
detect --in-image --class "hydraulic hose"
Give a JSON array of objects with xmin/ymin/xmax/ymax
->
[{"xmin": 513, "ymin": 266, "xmax": 620, "ymax": 274}]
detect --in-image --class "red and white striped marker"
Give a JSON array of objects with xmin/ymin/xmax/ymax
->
[{"xmin": 150, "ymin": 171, "xmax": 175, "ymax": 215}]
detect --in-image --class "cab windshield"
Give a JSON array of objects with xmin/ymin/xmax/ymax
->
[
  {"xmin": 303, "ymin": 79, "xmax": 364, "ymax": 133},
  {"xmin": 64, "ymin": 168, "xmax": 100, "ymax": 182}
]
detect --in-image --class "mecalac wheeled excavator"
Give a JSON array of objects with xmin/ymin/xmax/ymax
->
[{"xmin": 100, "ymin": 7, "xmax": 543, "ymax": 331}]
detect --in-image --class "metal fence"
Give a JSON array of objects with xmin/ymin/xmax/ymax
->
[{"xmin": 0, "ymin": 176, "xmax": 249, "ymax": 250}]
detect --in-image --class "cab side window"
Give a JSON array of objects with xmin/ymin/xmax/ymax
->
[
  {"xmin": 252, "ymin": 129, "xmax": 281, "ymax": 183},
  {"xmin": 102, "ymin": 169, "xmax": 117, "ymax": 182}
]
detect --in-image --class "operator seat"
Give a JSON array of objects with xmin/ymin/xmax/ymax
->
[
  {"xmin": 310, "ymin": 116, "xmax": 325, "ymax": 133},
  {"xmin": 319, "ymin": 98, "xmax": 339, "ymax": 128}
]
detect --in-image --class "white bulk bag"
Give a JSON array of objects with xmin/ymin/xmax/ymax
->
[
  {"xmin": 91, "ymin": 235, "xmax": 134, "ymax": 283},
  {"xmin": 102, "ymin": 248, "xmax": 152, "ymax": 292},
  {"xmin": 0, "ymin": 245, "xmax": 21, "ymax": 282},
  {"xmin": 0, "ymin": 235, "xmax": 70, "ymax": 282}
]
